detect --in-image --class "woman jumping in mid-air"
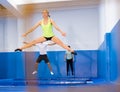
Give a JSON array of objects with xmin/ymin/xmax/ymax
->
[{"xmin": 15, "ymin": 9, "xmax": 76, "ymax": 54}]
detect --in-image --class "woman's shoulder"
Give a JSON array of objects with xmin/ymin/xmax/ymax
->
[
  {"xmin": 37, "ymin": 20, "xmax": 42, "ymax": 25},
  {"xmin": 49, "ymin": 18, "xmax": 54, "ymax": 22}
]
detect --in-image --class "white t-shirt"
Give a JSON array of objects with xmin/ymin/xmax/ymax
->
[{"xmin": 36, "ymin": 42, "xmax": 48, "ymax": 55}]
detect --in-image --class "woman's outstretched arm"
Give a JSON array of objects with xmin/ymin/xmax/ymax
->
[
  {"xmin": 22, "ymin": 21, "xmax": 41, "ymax": 37},
  {"xmin": 50, "ymin": 19, "xmax": 66, "ymax": 37}
]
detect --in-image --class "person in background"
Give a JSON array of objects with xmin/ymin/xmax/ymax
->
[{"xmin": 64, "ymin": 45, "xmax": 76, "ymax": 76}]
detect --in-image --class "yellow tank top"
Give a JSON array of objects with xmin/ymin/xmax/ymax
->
[{"xmin": 41, "ymin": 18, "xmax": 54, "ymax": 37}]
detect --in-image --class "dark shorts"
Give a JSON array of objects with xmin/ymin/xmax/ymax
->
[
  {"xmin": 44, "ymin": 36, "xmax": 54, "ymax": 41},
  {"xmin": 36, "ymin": 55, "xmax": 49, "ymax": 64}
]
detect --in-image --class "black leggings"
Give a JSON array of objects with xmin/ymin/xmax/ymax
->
[{"xmin": 66, "ymin": 59, "xmax": 74, "ymax": 75}]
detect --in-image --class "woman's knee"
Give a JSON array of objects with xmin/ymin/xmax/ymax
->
[{"xmin": 52, "ymin": 37, "xmax": 64, "ymax": 45}]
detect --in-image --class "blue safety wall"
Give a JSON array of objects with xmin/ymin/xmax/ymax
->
[
  {"xmin": 0, "ymin": 51, "xmax": 97, "ymax": 80},
  {"xmin": 98, "ymin": 20, "xmax": 120, "ymax": 82},
  {"xmin": 0, "ymin": 52, "xmax": 25, "ymax": 79},
  {"xmin": 1, "ymin": 20, "xmax": 120, "ymax": 81},
  {"xmin": 98, "ymin": 33, "xmax": 112, "ymax": 81}
]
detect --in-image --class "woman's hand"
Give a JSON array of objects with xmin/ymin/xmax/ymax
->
[
  {"xmin": 22, "ymin": 33, "xmax": 27, "ymax": 37},
  {"xmin": 61, "ymin": 31, "xmax": 66, "ymax": 36}
]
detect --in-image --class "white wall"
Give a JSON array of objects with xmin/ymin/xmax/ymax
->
[
  {"xmin": 4, "ymin": 17, "xmax": 18, "ymax": 51},
  {"xmin": 105, "ymin": 0, "xmax": 120, "ymax": 32},
  {"xmin": 0, "ymin": 18, "xmax": 5, "ymax": 51},
  {"xmin": 0, "ymin": 7, "xmax": 100, "ymax": 52},
  {"xmin": 0, "ymin": 17, "xmax": 18, "ymax": 52},
  {"xmin": 99, "ymin": 0, "xmax": 120, "ymax": 43},
  {"xmin": 52, "ymin": 8, "xmax": 100, "ymax": 50},
  {"xmin": 21, "ymin": 7, "xmax": 100, "ymax": 51}
]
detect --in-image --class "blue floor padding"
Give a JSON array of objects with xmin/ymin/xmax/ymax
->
[
  {"xmin": 25, "ymin": 77, "xmax": 87, "ymax": 86},
  {"xmin": 0, "ymin": 79, "xmax": 15, "ymax": 86},
  {"xmin": 0, "ymin": 78, "xmax": 106, "ymax": 86},
  {"xmin": 0, "ymin": 77, "xmax": 91, "ymax": 86}
]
